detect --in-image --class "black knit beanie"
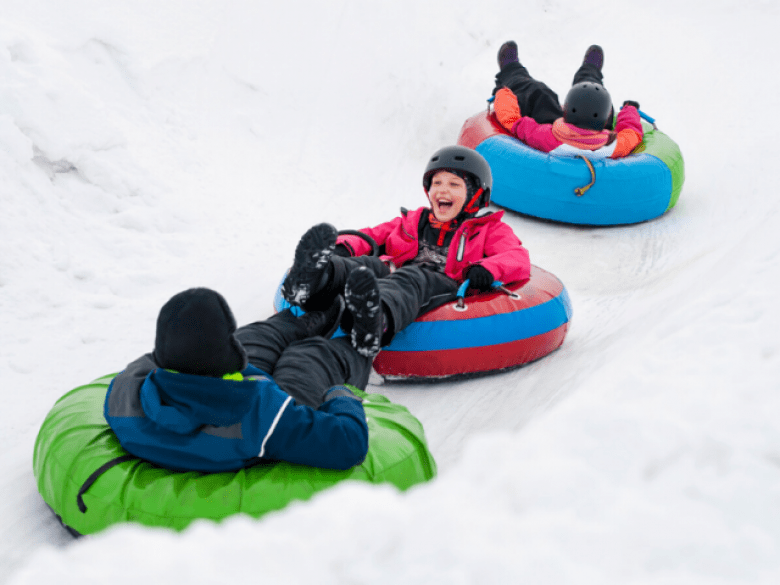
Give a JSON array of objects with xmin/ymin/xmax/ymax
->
[{"xmin": 152, "ymin": 288, "xmax": 248, "ymax": 377}]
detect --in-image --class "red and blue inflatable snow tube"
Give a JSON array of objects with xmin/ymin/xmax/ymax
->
[
  {"xmin": 274, "ymin": 265, "xmax": 571, "ymax": 380},
  {"xmin": 372, "ymin": 265, "xmax": 571, "ymax": 379}
]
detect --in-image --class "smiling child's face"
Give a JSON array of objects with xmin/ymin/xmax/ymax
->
[{"xmin": 428, "ymin": 171, "xmax": 468, "ymax": 223}]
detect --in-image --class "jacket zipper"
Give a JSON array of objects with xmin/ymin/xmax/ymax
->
[{"xmin": 456, "ymin": 230, "xmax": 467, "ymax": 262}]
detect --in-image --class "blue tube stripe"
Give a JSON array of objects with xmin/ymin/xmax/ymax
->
[{"xmin": 384, "ymin": 287, "xmax": 572, "ymax": 352}]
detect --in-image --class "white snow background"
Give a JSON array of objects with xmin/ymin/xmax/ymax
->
[{"xmin": 2, "ymin": 0, "xmax": 779, "ymax": 583}]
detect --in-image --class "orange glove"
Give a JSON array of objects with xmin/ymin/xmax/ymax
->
[{"xmin": 494, "ymin": 87, "xmax": 521, "ymax": 131}]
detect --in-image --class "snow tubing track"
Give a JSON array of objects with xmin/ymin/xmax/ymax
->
[
  {"xmin": 457, "ymin": 110, "xmax": 685, "ymax": 226},
  {"xmin": 33, "ymin": 377, "xmax": 436, "ymax": 536}
]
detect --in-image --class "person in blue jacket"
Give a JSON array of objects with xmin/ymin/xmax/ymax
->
[{"xmin": 104, "ymin": 287, "xmax": 370, "ymax": 473}]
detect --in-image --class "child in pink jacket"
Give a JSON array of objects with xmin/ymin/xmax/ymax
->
[
  {"xmin": 282, "ymin": 146, "xmax": 531, "ymax": 358},
  {"xmin": 493, "ymin": 42, "xmax": 643, "ymax": 160}
]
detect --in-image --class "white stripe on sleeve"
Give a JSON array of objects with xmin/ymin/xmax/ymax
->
[{"xmin": 258, "ymin": 396, "xmax": 293, "ymax": 458}]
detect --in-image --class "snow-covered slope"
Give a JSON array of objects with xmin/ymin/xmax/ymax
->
[{"xmin": 2, "ymin": 1, "xmax": 779, "ymax": 583}]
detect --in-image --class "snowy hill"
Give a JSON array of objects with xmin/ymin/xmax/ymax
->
[{"xmin": 2, "ymin": 0, "xmax": 779, "ymax": 583}]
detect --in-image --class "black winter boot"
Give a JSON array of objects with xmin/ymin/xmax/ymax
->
[
  {"xmin": 298, "ymin": 295, "xmax": 345, "ymax": 339},
  {"xmin": 497, "ymin": 40, "xmax": 519, "ymax": 70},
  {"xmin": 583, "ymin": 45, "xmax": 604, "ymax": 71},
  {"xmin": 282, "ymin": 223, "xmax": 338, "ymax": 307},
  {"xmin": 344, "ymin": 267, "xmax": 383, "ymax": 358}
]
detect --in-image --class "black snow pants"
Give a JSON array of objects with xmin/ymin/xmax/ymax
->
[
  {"xmin": 316, "ymin": 255, "xmax": 460, "ymax": 344},
  {"xmin": 492, "ymin": 61, "xmax": 607, "ymax": 125},
  {"xmin": 235, "ymin": 309, "xmax": 372, "ymax": 409}
]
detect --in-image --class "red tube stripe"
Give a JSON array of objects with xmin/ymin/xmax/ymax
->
[{"xmin": 373, "ymin": 323, "xmax": 569, "ymax": 379}]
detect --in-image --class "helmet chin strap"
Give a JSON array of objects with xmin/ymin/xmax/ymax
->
[{"xmin": 462, "ymin": 188, "xmax": 484, "ymax": 215}]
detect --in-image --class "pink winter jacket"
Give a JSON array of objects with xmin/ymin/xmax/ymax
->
[
  {"xmin": 336, "ymin": 206, "xmax": 531, "ymax": 285},
  {"xmin": 494, "ymin": 86, "xmax": 644, "ymax": 158}
]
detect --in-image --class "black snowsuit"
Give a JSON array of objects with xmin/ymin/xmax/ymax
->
[
  {"xmin": 492, "ymin": 60, "xmax": 607, "ymax": 125},
  {"xmin": 310, "ymin": 213, "xmax": 462, "ymax": 347},
  {"xmin": 236, "ymin": 309, "xmax": 373, "ymax": 408}
]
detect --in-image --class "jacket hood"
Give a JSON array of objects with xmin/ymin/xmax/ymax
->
[{"xmin": 140, "ymin": 368, "xmax": 257, "ymax": 433}]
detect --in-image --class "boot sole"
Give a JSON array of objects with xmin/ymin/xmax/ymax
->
[
  {"xmin": 282, "ymin": 223, "xmax": 338, "ymax": 306},
  {"xmin": 344, "ymin": 268, "xmax": 382, "ymax": 358}
]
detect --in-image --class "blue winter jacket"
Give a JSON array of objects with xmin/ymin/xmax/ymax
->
[{"xmin": 104, "ymin": 354, "xmax": 369, "ymax": 473}]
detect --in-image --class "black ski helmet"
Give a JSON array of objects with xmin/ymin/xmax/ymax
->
[
  {"xmin": 562, "ymin": 82, "xmax": 612, "ymax": 131},
  {"xmin": 422, "ymin": 145, "xmax": 492, "ymax": 210}
]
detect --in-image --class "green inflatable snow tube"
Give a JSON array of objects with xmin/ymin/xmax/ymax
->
[{"xmin": 33, "ymin": 375, "xmax": 437, "ymax": 536}]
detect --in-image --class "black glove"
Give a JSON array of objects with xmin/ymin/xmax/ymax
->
[
  {"xmin": 622, "ymin": 100, "xmax": 640, "ymax": 110},
  {"xmin": 333, "ymin": 243, "xmax": 352, "ymax": 257},
  {"xmin": 465, "ymin": 265, "xmax": 494, "ymax": 292}
]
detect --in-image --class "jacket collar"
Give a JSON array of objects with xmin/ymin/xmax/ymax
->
[{"xmin": 460, "ymin": 207, "xmax": 504, "ymax": 226}]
